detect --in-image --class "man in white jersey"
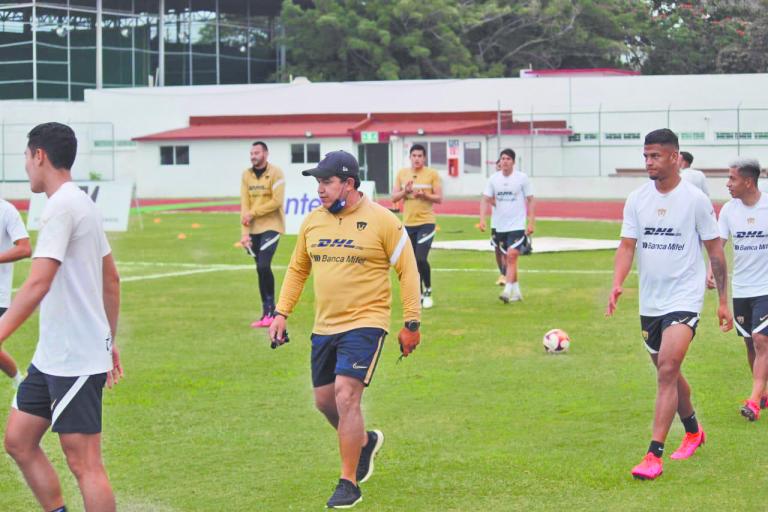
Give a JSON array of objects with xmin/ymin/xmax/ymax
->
[
  {"xmin": 679, "ymin": 151, "xmax": 709, "ymax": 197},
  {"xmin": 718, "ymin": 158, "xmax": 768, "ymax": 420},
  {"xmin": 0, "ymin": 123, "xmax": 122, "ymax": 512},
  {"xmin": 0, "ymin": 199, "xmax": 31, "ymax": 388},
  {"xmin": 607, "ymin": 129, "xmax": 731, "ymax": 481},
  {"xmin": 479, "ymin": 148, "xmax": 535, "ymax": 303}
]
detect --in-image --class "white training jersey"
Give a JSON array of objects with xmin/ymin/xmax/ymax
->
[
  {"xmin": 483, "ymin": 171, "xmax": 533, "ymax": 232},
  {"xmin": 31, "ymin": 182, "xmax": 113, "ymax": 377},
  {"xmin": 621, "ymin": 180, "xmax": 719, "ymax": 316},
  {"xmin": 718, "ymin": 193, "xmax": 768, "ymax": 298},
  {"xmin": 681, "ymin": 168, "xmax": 709, "ymax": 197},
  {"xmin": 0, "ymin": 200, "xmax": 29, "ymax": 308}
]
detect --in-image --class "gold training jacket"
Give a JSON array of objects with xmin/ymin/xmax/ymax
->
[
  {"xmin": 240, "ymin": 163, "xmax": 286, "ymax": 235},
  {"xmin": 276, "ymin": 194, "xmax": 421, "ymax": 335},
  {"xmin": 396, "ymin": 166, "xmax": 441, "ymax": 226}
]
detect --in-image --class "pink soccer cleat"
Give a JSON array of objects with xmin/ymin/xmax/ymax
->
[
  {"xmin": 631, "ymin": 453, "xmax": 663, "ymax": 480},
  {"xmin": 670, "ymin": 429, "xmax": 705, "ymax": 460},
  {"xmin": 741, "ymin": 400, "xmax": 760, "ymax": 421},
  {"xmin": 250, "ymin": 315, "xmax": 274, "ymax": 328}
]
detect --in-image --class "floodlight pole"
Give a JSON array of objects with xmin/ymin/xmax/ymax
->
[
  {"xmin": 32, "ymin": 2, "xmax": 37, "ymax": 100},
  {"xmin": 158, "ymin": 0, "xmax": 165, "ymax": 87},
  {"xmin": 96, "ymin": 0, "xmax": 103, "ymax": 89}
]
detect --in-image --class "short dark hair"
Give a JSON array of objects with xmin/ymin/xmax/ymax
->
[
  {"xmin": 644, "ymin": 129, "xmax": 679, "ymax": 149},
  {"xmin": 680, "ymin": 151, "xmax": 693, "ymax": 165},
  {"xmin": 27, "ymin": 122, "xmax": 77, "ymax": 170},
  {"xmin": 252, "ymin": 141, "xmax": 268, "ymax": 151},
  {"xmin": 499, "ymin": 148, "xmax": 516, "ymax": 161},
  {"xmin": 730, "ymin": 157, "xmax": 761, "ymax": 185},
  {"xmin": 409, "ymin": 144, "xmax": 426, "ymax": 156}
]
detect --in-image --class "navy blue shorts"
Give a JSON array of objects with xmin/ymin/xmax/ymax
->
[
  {"xmin": 733, "ymin": 295, "xmax": 768, "ymax": 338},
  {"xmin": 640, "ymin": 311, "xmax": 699, "ymax": 354},
  {"xmin": 493, "ymin": 230, "xmax": 528, "ymax": 254},
  {"xmin": 13, "ymin": 365, "xmax": 107, "ymax": 434},
  {"xmin": 311, "ymin": 328, "xmax": 387, "ymax": 388}
]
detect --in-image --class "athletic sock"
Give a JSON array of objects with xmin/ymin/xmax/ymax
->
[
  {"xmin": 648, "ymin": 440, "xmax": 664, "ymax": 458},
  {"xmin": 510, "ymin": 282, "xmax": 520, "ymax": 294},
  {"xmin": 681, "ymin": 412, "xmax": 699, "ymax": 434},
  {"xmin": 49, "ymin": 507, "xmax": 67, "ymax": 512},
  {"xmin": 503, "ymin": 283, "xmax": 513, "ymax": 294}
]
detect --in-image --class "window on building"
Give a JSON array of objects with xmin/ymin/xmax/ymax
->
[
  {"xmin": 463, "ymin": 142, "xmax": 481, "ymax": 174},
  {"xmin": 291, "ymin": 143, "xmax": 305, "ymax": 163},
  {"xmin": 622, "ymin": 133, "xmax": 640, "ymax": 140},
  {"xmin": 584, "ymin": 133, "xmax": 598, "ymax": 140},
  {"xmin": 160, "ymin": 146, "xmax": 174, "ymax": 165},
  {"xmin": 291, "ymin": 143, "xmax": 320, "ymax": 163},
  {"xmin": 175, "ymin": 145, "xmax": 189, "ymax": 165},
  {"xmin": 160, "ymin": 145, "xmax": 189, "ymax": 165},
  {"xmin": 737, "ymin": 132, "xmax": 752, "ymax": 140},
  {"xmin": 567, "ymin": 134, "xmax": 581, "ymax": 142},
  {"xmin": 605, "ymin": 133, "xmax": 622, "ymax": 140},
  {"xmin": 307, "ymin": 143, "xmax": 320, "ymax": 163},
  {"xmin": 715, "ymin": 132, "xmax": 735, "ymax": 140},
  {"xmin": 755, "ymin": 132, "xmax": 768, "ymax": 140},
  {"xmin": 429, "ymin": 141, "xmax": 447, "ymax": 168}
]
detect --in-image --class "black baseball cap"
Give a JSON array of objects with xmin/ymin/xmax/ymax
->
[{"xmin": 302, "ymin": 150, "xmax": 359, "ymax": 179}]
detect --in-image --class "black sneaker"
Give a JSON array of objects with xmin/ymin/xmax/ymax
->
[
  {"xmin": 356, "ymin": 430, "xmax": 384, "ymax": 484},
  {"xmin": 326, "ymin": 479, "xmax": 362, "ymax": 509}
]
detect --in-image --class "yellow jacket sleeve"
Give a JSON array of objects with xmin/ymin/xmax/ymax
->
[
  {"xmin": 385, "ymin": 219, "xmax": 421, "ymax": 322},
  {"xmin": 240, "ymin": 172, "xmax": 251, "ymax": 235},
  {"xmin": 275, "ymin": 215, "xmax": 313, "ymax": 316},
  {"xmin": 250, "ymin": 168, "xmax": 285, "ymax": 217}
]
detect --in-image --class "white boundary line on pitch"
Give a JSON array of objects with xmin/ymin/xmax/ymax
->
[
  {"xmin": 13, "ymin": 263, "xmax": 619, "ymax": 291},
  {"xmin": 116, "ymin": 261, "xmax": 618, "ymax": 276}
]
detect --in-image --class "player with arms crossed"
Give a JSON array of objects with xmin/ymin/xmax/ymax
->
[
  {"xmin": 1, "ymin": 122, "xmax": 122, "ymax": 512},
  {"xmin": 718, "ymin": 158, "xmax": 768, "ymax": 420},
  {"xmin": 269, "ymin": 151, "xmax": 421, "ymax": 509},
  {"xmin": 607, "ymin": 129, "xmax": 731, "ymax": 480}
]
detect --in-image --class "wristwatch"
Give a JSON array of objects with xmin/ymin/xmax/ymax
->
[{"xmin": 404, "ymin": 320, "xmax": 420, "ymax": 332}]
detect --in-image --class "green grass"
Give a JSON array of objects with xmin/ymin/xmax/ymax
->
[{"xmin": 1, "ymin": 212, "xmax": 765, "ymax": 511}]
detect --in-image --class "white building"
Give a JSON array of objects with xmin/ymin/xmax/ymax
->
[{"xmin": 2, "ymin": 70, "xmax": 768, "ymax": 200}]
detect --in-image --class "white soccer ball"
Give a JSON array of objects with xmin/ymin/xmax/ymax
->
[{"xmin": 543, "ymin": 328, "xmax": 570, "ymax": 354}]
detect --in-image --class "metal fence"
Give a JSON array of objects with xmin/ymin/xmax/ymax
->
[{"xmin": 508, "ymin": 106, "xmax": 768, "ymax": 177}]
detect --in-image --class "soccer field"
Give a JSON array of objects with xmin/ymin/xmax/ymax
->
[{"xmin": 0, "ymin": 212, "xmax": 764, "ymax": 511}]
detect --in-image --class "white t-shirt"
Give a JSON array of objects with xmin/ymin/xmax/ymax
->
[
  {"xmin": 718, "ymin": 193, "xmax": 768, "ymax": 298},
  {"xmin": 621, "ymin": 180, "xmax": 719, "ymax": 316},
  {"xmin": 0, "ymin": 200, "xmax": 29, "ymax": 308},
  {"xmin": 31, "ymin": 182, "xmax": 113, "ymax": 377},
  {"xmin": 482, "ymin": 171, "xmax": 533, "ymax": 232},
  {"xmin": 681, "ymin": 168, "xmax": 709, "ymax": 197}
]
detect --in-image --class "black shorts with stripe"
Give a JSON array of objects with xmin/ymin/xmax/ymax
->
[
  {"xmin": 311, "ymin": 328, "xmax": 386, "ymax": 388},
  {"xmin": 640, "ymin": 311, "xmax": 699, "ymax": 354},
  {"xmin": 492, "ymin": 230, "xmax": 529, "ymax": 255},
  {"xmin": 733, "ymin": 295, "xmax": 768, "ymax": 338},
  {"xmin": 13, "ymin": 364, "xmax": 107, "ymax": 434}
]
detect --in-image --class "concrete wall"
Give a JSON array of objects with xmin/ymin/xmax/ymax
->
[
  {"xmin": 133, "ymin": 137, "xmax": 355, "ymax": 197},
  {"xmin": 2, "ymin": 73, "xmax": 768, "ymax": 200}
]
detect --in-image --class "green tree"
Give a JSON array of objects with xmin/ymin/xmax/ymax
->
[{"xmin": 279, "ymin": 0, "xmax": 480, "ymax": 81}]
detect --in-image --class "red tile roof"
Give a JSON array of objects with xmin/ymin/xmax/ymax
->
[{"xmin": 133, "ymin": 111, "xmax": 570, "ymax": 142}]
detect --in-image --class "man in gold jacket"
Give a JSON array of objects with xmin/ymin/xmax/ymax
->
[
  {"xmin": 240, "ymin": 141, "xmax": 285, "ymax": 328},
  {"xmin": 391, "ymin": 143, "xmax": 442, "ymax": 309},
  {"xmin": 269, "ymin": 151, "xmax": 421, "ymax": 509}
]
